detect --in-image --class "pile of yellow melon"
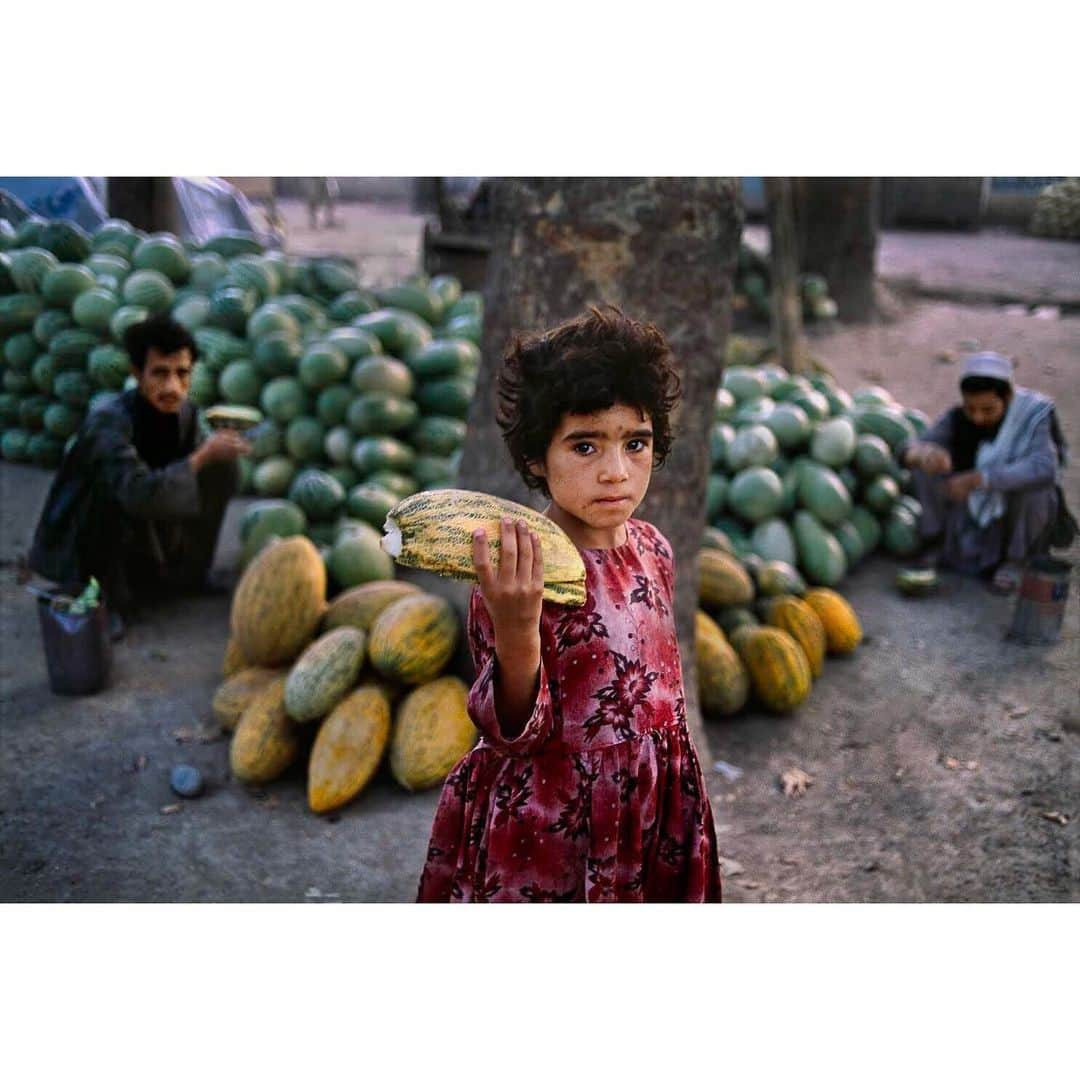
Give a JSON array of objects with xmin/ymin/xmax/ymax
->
[
  {"xmin": 695, "ymin": 547, "xmax": 863, "ymax": 717},
  {"xmin": 216, "ymin": 534, "xmax": 476, "ymax": 813}
]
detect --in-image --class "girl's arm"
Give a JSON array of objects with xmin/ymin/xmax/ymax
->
[{"xmin": 470, "ymin": 517, "xmax": 550, "ymax": 746}]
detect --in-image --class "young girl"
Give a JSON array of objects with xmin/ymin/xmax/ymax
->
[{"xmin": 416, "ymin": 306, "xmax": 722, "ymax": 902}]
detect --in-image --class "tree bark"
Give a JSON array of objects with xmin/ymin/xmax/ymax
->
[
  {"xmin": 764, "ymin": 178, "xmax": 808, "ymax": 373},
  {"xmin": 791, "ymin": 178, "xmax": 880, "ymax": 322},
  {"xmin": 106, "ymin": 178, "xmax": 180, "ymax": 234},
  {"xmin": 456, "ymin": 178, "xmax": 743, "ymax": 774}
]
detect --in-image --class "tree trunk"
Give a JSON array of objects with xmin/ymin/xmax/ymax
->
[
  {"xmin": 456, "ymin": 178, "xmax": 743, "ymax": 774},
  {"xmin": 764, "ymin": 178, "xmax": 808, "ymax": 373},
  {"xmin": 106, "ymin": 178, "xmax": 179, "ymax": 234},
  {"xmin": 791, "ymin": 178, "xmax": 880, "ymax": 322}
]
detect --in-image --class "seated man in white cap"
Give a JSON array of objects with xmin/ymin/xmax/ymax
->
[{"xmin": 898, "ymin": 351, "xmax": 1072, "ymax": 594}]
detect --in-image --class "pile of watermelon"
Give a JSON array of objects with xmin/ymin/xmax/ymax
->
[
  {"xmin": 707, "ymin": 355, "xmax": 930, "ymax": 592},
  {"xmin": 0, "ymin": 215, "xmax": 483, "ymax": 590},
  {"xmin": 734, "ymin": 243, "xmax": 838, "ymax": 324}
]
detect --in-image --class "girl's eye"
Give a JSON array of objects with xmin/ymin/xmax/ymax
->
[
  {"xmin": 572, "ymin": 443, "xmax": 595, "ymax": 455},
  {"xmin": 626, "ymin": 439, "xmax": 648, "ymax": 452}
]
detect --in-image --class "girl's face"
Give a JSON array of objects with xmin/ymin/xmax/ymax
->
[{"xmin": 531, "ymin": 403, "xmax": 654, "ymax": 546}]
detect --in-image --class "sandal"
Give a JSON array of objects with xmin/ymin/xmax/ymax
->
[{"xmin": 989, "ymin": 561, "xmax": 1024, "ymax": 596}]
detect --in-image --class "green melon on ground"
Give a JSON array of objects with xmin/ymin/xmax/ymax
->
[{"xmin": 289, "ymin": 469, "xmax": 346, "ymax": 522}]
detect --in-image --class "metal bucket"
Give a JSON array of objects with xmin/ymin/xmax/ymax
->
[
  {"xmin": 1007, "ymin": 556, "xmax": 1072, "ymax": 645},
  {"xmin": 36, "ymin": 593, "xmax": 113, "ymax": 695}
]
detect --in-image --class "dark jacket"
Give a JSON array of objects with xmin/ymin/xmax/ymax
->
[{"xmin": 28, "ymin": 391, "xmax": 207, "ymax": 586}]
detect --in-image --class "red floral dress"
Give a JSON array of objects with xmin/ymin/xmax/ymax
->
[{"xmin": 417, "ymin": 518, "xmax": 723, "ymax": 902}]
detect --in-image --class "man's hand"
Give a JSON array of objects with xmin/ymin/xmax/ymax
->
[
  {"xmin": 945, "ymin": 470, "xmax": 984, "ymax": 503},
  {"xmin": 190, "ymin": 430, "xmax": 251, "ymax": 472},
  {"xmin": 908, "ymin": 442, "xmax": 952, "ymax": 475},
  {"xmin": 473, "ymin": 518, "xmax": 545, "ymax": 635}
]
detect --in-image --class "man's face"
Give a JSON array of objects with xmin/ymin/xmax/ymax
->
[
  {"xmin": 531, "ymin": 403, "xmax": 655, "ymax": 534},
  {"xmin": 134, "ymin": 348, "xmax": 193, "ymax": 414},
  {"xmin": 961, "ymin": 389, "xmax": 1007, "ymax": 429}
]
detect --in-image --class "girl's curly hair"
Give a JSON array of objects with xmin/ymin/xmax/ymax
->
[{"xmin": 496, "ymin": 305, "xmax": 681, "ymax": 497}]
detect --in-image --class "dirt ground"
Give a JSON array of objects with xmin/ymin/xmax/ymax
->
[{"xmin": 1, "ymin": 209, "xmax": 1077, "ymax": 902}]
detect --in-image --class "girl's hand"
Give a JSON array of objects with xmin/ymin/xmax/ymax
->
[{"xmin": 472, "ymin": 517, "xmax": 545, "ymax": 636}]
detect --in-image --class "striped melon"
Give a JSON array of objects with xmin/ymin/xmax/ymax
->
[
  {"xmin": 697, "ymin": 548, "xmax": 755, "ymax": 609},
  {"xmin": 381, "ymin": 489, "xmax": 587, "ymax": 607},
  {"xmin": 284, "ymin": 626, "xmax": 367, "ymax": 723},
  {"xmin": 230, "ymin": 536, "xmax": 327, "ymax": 666},
  {"xmin": 803, "ymin": 588, "xmax": 863, "ymax": 655},
  {"xmin": 368, "ymin": 594, "xmax": 459, "ymax": 685},
  {"xmin": 222, "ymin": 636, "xmax": 247, "ymax": 678},
  {"xmin": 762, "ymin": 595, "xmax": 826, "ymax": 678},
  {"xmin": 212, "ymin": 667, "xmax": 283, "ymax": 731},
  {"xmin": 728, "ymin": 625, "xmax": 812, "ymax": 713},
  {"xmin": 323, "ymin": 580, "xmax": 422, "ymax": 633},
  {"xmin": 389, "ymin": 676, "xmax": 478, "ymax": 791},
  {"xmin": 695, "ymin": 611, "xmax": 750, "ymax": 716},
  {"xmin": 229, "ymin": 676, "xmax": 303, "ymax": 784},
  {"xmin": 307, "ymin": 684, "xmax": 392, "ymax": 813}
]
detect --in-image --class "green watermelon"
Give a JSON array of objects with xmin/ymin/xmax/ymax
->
[
  {"xmin": 226, "ymin": 255, "xmax": 277, "ymax": 302},
  {"xmin": 706, "ymin": 475, "xmax": 728, "ymax": 520},
  {"xmin": 18, "ymin": 395, "xmax": 50, "ymax": 431},
  {"xmin": 853, "ymin": 434, "xmax": 894, "ymax": 478},
  {"xmin": 289, "ymin": 469, "xmax": 346, "ymax": 522},
  {"xmin": 788, "ymin": 388, "xmax": 831, "ymax": 423},
  {"xmin": 1, "ymin": 428, "xmax": 32, "ymax": 462},
  {"xmin": 315, "ymin": 384, "xmax": 355, "ymax": 428},
  {"xmin": 415, "ymin": 375, "xmax": 473, "ymax": 419},
  {"xmin": 435, "ymin": 312, "xmax": 481, "ymax": 345},
  {"xmin": 714, "ymin": 388, "xmax": 737, "ymax": 421},
  {"xmin": 38, "ymin": 221, "xmax": 91, "ymax": 262},
  {"xmin": 88, "ymin": 345, "xmax": 131, "ymax": 390},
  {"xmin": 92, "ymin": 220, "xmax": 140, "ymax": 258},
  {"xmin": 853, "ymin": 385, "xmax": 894, "ymax": 408},
  {"xmin": 771, "ymin": 375, "xmax": 814, "ymax": 402},
  {"xmin": 54, "ymin": 371, "xmax": 92, "ymax": 408},
  {"xmin": 832, "ymin": 520, "xmax": 866, "ymax": 567},
  {"xmin": 28, "ymin": 431, "xmax": 65, "ymax": 467},
  {"xmin": 123, "ymin": 270, "xmax": 174, "ymax": 314},
  {"xmin": 199, "ymin": 232, "xmax": 263, "ymax": 259},
  {"xmin": 353, "ymin": 308, "xmax": 433, "ymax": 358},
  {"xmin": 364, "ymin": 470, "xmax": 419, "ymax": 499},
  {"xmin": 346, "ymin": 393, "xmax": 419, "ymax": 436},
  {"xmin": 260, "ymin": 377, "xmax": 308, "ymax": 424},
  {"xmin": 409, "ymin": 416, "xmax": 466, "ymax": 457},
  {"xmin": 328, "ymin": 528, "xmax": 395, "ymax": 589},
  {"xmin": 324, "ymin": 426, "xmax": 355, "ymax": 465},
  {"xmin": 810, "ymin": 416, "xmax": 857, "ymax": 468},
  {"xmin": 412, "ymin": 454, "xmax": 457, "ymax": 488},
  {"xmin": 0, "ymin": 293, "xmax": 45, "ymax": 332},
  {"xmin": 722, "ymin": 365, "xmax": 768, "ymax": 402},
  {"xmin": 189, "ymin": 252, "xmax": 228, "ymax": 292},
  {"xmin": 253, "ymin": 331, "xmax": 302, "ymax": 378},
  {"xmin": 3, "ymin": 370, "xmax": 33, "ymax": 395},
  {"xmin": 733, "ymin": 397, "xmax": 775, "ymax": 427},
  {"xmin": 298, "ymin": 343, "xmax": 348, "ymax": 390},
  {"xmin": 285, "ymin": 416, "xmax": 326, "ymax": 463},
  {"xmin": 308, "ymin": 260, "xmax": 359, "ymax": 299},
  {"xmin": 374, "ymin": 283, "xmax": 443, "ymax": 326},
  {"xmin": 728, "ymin": 467, "xmax": 783, "ymax": 523},
  {"xmin": 43, "ymin": 401, "xmax": 83, "ymax": 438},
  {"xmin": 350, "ymin": 355, "xmax": 414, "ymax": 399},
  {"xmin": 247, "ymin": 302, "xmax": 301, "ymax": 341},
  {"xmin": 4, "ymin": 332, "xmax": 37, "ymax": 370},
  {"xmin": 726, "ymin": 424, "xmax": 779, "ymax": 471},
  {"xmin": 405, "ymin": 339, "xmax": 479, "ymax": 380},
  {"xmin": 219, "ymin": 361, "xmax": 263, "ymax": 406},
  {"xmin": 850, "ymin": 506, "xmax": 882, "ymax": 555},
  {"xmin": 50, "ymin": 328, "xmax": 102, "ymax": 368},
  {"xmin": 852, "ymin": 405, "xmax": 915, "ymax": 451},
  {"xmin": 110, "ymin": 304, "xmax": 149, "ymax": 342},
  {"xmin": 172, "ymin": 294, "xmax": 211, "ymax": 331},
  {"xmin": 41, "ymin": 264, "xmax": 96, "ymax": 308},
  {"xmin": 764, "ymin": 403, "xmax": 812, "ymax": 450},
  {"xmin": 71, "ymin": 288, "xmax": 120, "ymax": 333},
  {"xmin": 351, "ymin": 435, "xmax": 416, "ymax": 478},
  {"xmin": 751, "ymin": 518, "xmax": 797, "ymax": 565},
  {"xmin": 31, "ymin": 354, "xmax": 56, "ymax": 394},
  {"xmin": 863, "ymin": 474, "xmax": 900, "ymax": 514},
  {"xmin": 345, "ymin": 483, "xmax": 400, "ymax": 528},
  {"xmin": 240, "ymin": 499, "xmax": 307, "ymax": 565},
  {"xmin": 327, "ymin": 290, "xmax": 379, "ymax": 322},
  {"xmin": 429, "ymin": 274, "xmax": 462, "ymax": 310},
  {"xmin": 252, "ymin": 456, "xmax": 298, "ymax": 498},
  {"xmin": 132, "ymin": 235, "xmax": 190, "ymax": 284},
  {"xmin": 209, "ymin": 285, "xmax": 256, "ymax": 333},
  {"xmin": 797, "ymin": 462, "xmax": 853, "ymax": 525},
  {"xmin": 793, "ymin": 510, "xmax": 847, "ymax": 587},
  {"xmin": 325, "ymin": 326, "xmax": 383, "ymax": 363},
  {"xmin": 33, "ymin": 309, "xmax": 74, "ymax": 347},
  {"xmin": 883, "ymin": 505, "xmax": 921, "ymax": 556}
]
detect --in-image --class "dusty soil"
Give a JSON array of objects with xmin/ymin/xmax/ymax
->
[{"xmin": 1, "ymin": 208, "xmax": 1076, "ymax": 902}]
